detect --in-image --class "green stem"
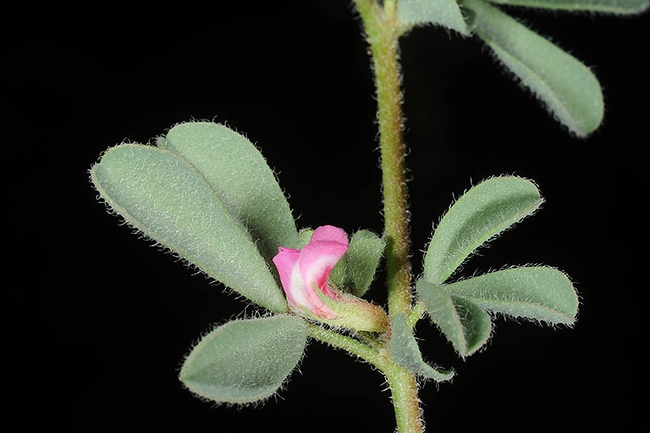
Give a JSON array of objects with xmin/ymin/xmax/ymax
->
[
  {"xmin": 308, "ymin": 323, "xmax": 423, "ymax": 433},
  {"xmin": 384, "ymin": 365, "xmax": 423, "ymax": 433},
  {"xmin": 355, "ymin": 0, "xmax": 411, "ymax": 319},
  {"xmin": 306, "ymin": 323, "xmax": 385, "ymax": 369},
  {"xmin": 353, "ymin": 2, "xmax": 423, "ymax": 432}
]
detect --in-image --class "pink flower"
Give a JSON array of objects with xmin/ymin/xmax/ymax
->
[{"xmin": 272, "ymin": 225, "xmax": 348, "ymax": 319}]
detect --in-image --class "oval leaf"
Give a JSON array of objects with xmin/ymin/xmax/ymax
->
[
  {"xmin": 398, "ymin": 0, "xmax": 469, "ymax": 35},
  {"xmin": 417, "ymin": 279, "xmax": 492, "ymax": 357},
  {"xmin": 423, "ymin": 176, "xmax": 542, "ymax": 284},
  {"xmin": 462, "ymin": 0, "xmax": 604, "ymax": 136},
  {"xmin": 159, "ymin": 122, "xmax": 301, "ymax": 262},
  {"xmin": 446, "ymin": 266, "xmax": 578, "ymax": 324},
  {"xmin": 390, "ymin": 313, "xmax": 454, "ymax": 381},
  {"xmin": 180, "ymin": 315, "xmax": 307, "ymax": 404},
  {"xmin": 481, "ymin": 0, "xmax": 649, "ymax": 14},
  {"xmin": 91, "ymin": 144, "xmax": 288, "ymax": 312},
  {"xmin": 331, "ymin": 230, "xmax": 385, "ymax": 297}
]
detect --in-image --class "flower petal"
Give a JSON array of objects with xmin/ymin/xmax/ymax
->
[
  {"xmin": 310, "ymin": 225, "xmax": 349, "ymax": 247},
  {"xmin": 299, "ymin": 226, "xmax": 349, "ymax": 296},
  {"xmin": 273, "ymin": 246, "xmax": 337, "ymax": 318},
  {"xmin": 272, "ymin": 247, "xmax": 301, "ymax": 300}
]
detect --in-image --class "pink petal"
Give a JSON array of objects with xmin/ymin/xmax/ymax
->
[
  {"xmin": 272, "ymin": 247, "xmax": 300, "ymax": 300},
  {"xmin": 299, "ymin": 227, "xmax": 348, "ymax": 296},
  {"xmin": 310, "ymin": 225, "xmax": 349, "ymax": 247},
  {"xmin": 273, "ymin": 246, "xmax": 336, "ymax": 318}
]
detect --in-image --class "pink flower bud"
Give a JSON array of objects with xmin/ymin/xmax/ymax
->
[
  {"xmin": 272, "ymin": 225, "xmax": 348, "ymax": 319},
  {"xmin": 273, "ymin": 225, "xmax": 389, "ymax": 333}
]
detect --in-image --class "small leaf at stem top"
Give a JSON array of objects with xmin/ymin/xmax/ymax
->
[
  {"xmin": 481, "ymin": 0, "xmax": 649, "ymax": 14},
  {"xmin": 180, "ymin": 315, "xmax": 307, "ymax": 404},
  {"xmin": 423, "ymin": 176, "xmax": 542, "ymax": 285},
  {"xmin": 462, "ymin": 0, "xmax": 604, "ymax": 136},
  {"xmin": 91, "ymin": 144, "xmax": 288, "ymax": 312}
]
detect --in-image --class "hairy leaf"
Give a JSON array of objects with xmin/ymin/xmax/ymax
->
[
  {"xmin": 91, "ymin": 144, "xmax": 288, "ymax": 312},
  {"xmin": 482, "ymin": 0, "xmax": 649, "ymax": 14},
  {"xmin": 417, "ymin": 280, "xmax": 492, "ymax": 357},
  {"xmin": 390, "ymin": 314, "xmax": 454, "ymax": 381},
  {"xmin": 463, "ymin": 0, "xmax": 604, "ymax": 136},
  {"xmin": 398, "ymin": 0, "xmax": 469, "ymax": 34},
  {"xmin": 180, "ymin": 315, "xmax": 307, "ymax": 404},
  {"xmin": 331, "ymin": 230, "xmax": 385, "ymax": 297},
  {"xmin": 159, "ymin": 122, "xmax": 300, "ymax": 262},
  {"xmin": 424, "ymin": 176, "xmax": 542, "ymax": 284},
  {"xmin": 446, "ymin": 266, "xmax": 578, "ymax": 324}
]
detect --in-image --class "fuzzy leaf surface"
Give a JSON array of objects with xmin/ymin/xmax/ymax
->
[
  {"xmin": 91, "ymin": 144, "xmax": 287, "ymax": 312},
  {"xmin": 180, "ymin": 315, "xmax": 307, "ymax": 404},
  {"xmin": 159, "ymin": 122, "xmax": 300, "ymax": 262},
  {"xmin": 424, "ymin": 176, "xmax": 542, "ymax": 284},
  {"xmin": 481, "ymin": 0, "xmax": 649, "ymax": 13},
  {"xmin": 417, "ymin": 280, "xmax": 492, "ymax": 357},
  {"xmin": 463, "ymin": 0, "xmax": 604, "ymax": 136},
  {"xmin": 331, "ymin": 230, "xmax": 385, "ymax": 297},
  {"xmin": 446, "ymin": 266, "xmax": 578, "ymax": 324},
  {"xmin": 390, "ymin": 314, "xmax": 454, "ymax": 381},
  {"xmin": 398, "ymin": 0, "xmax": 469, "ymax": 34}
]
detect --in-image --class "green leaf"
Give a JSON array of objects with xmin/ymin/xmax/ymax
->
[
  {"xmin": 180, "ymin": 315, "xmax": 307, "ymax": 404},
  {"xmin": 390, "ymin": 313, "xmax": 454, "ymax": 381},
  {"xmin": 417, "ymin": 280, "xmax": 492, "ymax": 357},
  {"xmin": 446, "ymin": 266, "xmax": 579, "ymax": 324},
  {"xmin": 398, "ymin": 0, "xmax": 469, "ymax": 35},
  {"xmin": 159, "ymin": 122, "xmax": 301, "ymax": 262},
  {"xmin": 91, "ymin": 144, "xmax": 288, "ymax": 312},
  {"xmin": 423, "ymin": 176, "xmax": 542, "ymax": 284},
  {"xmin": 462, "ymin": 0, "xmax": 604, "ymax": 136},
  {"xmin": 331, "ymin": 230, "xmax": 385, "ymax": 297},
  {"xmin": 297, "ymin": 228, "xmax": 314, "ymax": 248},
  {"xmin": 347, "ymin": 230, "xmax": 385, "ymax": 297},
  {"xmin": 481, "ymin": 0, "xmax": 649, "ymax": 14}
]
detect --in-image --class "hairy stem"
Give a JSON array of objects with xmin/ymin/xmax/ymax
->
[
  {"xmin": 306, "ymin": 323, "xmax": 385, "ymax": 369},
  {"xmin": 308, "ymin": 323, "xmax": 423, "ymax": 433},
  {"xmin": 356, "ymin": 0, "xmax": 411, "ymax": 319},
  {"xmin": 385, "ymin": 365, "xmax": 423, "ymax": 433},
  {"xmin": 354, "ymin": 1, "xmax": 423, "ymax": 432}
]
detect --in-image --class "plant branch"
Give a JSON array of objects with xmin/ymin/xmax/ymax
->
[
  {"xmin": 307, "ymin": 323, "xmax": 424, "ymax": 433},
  {"xmin": 306, "ymin": 323, "xmax": 386, "ymax": 369},
  {"xmin": 354, "ymin": 0, "xmax": 412, "ymax": 320},
  {"xmin": 353, "ymin": 2, "xmax": 424, "ymax": 432}
]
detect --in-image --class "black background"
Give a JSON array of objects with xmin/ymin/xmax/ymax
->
[{"xmin": 8, "ymin": 2, "xmax": 648, "ymax": 431}]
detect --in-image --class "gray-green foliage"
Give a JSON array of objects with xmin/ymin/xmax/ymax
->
[
  {"xmin": 424, "ymin": 176, "xmax": 543, "ymax": 285},
  {"xmin": 417, "ymin": 267, "xmax": 577, "ymax": 357},
  {"xmin": 330, "ymin": 230, "xmax": 385, "ymax": 297},
  {"xmin": 418, "ymin": 177, "xmax": 578, "ymax": 357},
  {"xmin": 390, "ymin": 313, "xmax": 455, "ymax": 381},
  {"xmin": 416, "ymin": 280, "xmax": 492, "ymax": 357},
  {"xmin": 397, "ymin": 0, "xmax": 469, "ymax": 34},
  {"xmin": 159, "ymin": 122, "xmax": 301, "ymax": 262},
  {"xmin": 396, "ymin": 0, "xmax": 648, "ymax": 136},
  {"xmin": 462, "ymin": 0, "xmax": 604, "ymax": 136},
  {"xmin": 446, "ymin": 267, "xmax": 578, "ymax": 324},
  {"xmin": 180, "ymin": 315, "xmax": 307, "ymax": 404},
  {"xmin": 91, "ymin": 135, "xmax": 288, "ymax": 313},
  {"xmin": 482, "ymin": 0, "xmax": 649, "ymax": 13}
]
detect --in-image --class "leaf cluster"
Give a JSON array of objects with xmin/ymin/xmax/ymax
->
[{"xmin": 398, "ymin": 0, "xmax": 648, "ymax": 136}]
